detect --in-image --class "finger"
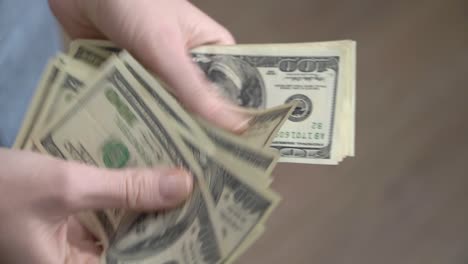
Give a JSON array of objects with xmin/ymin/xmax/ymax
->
[
  {"xmin": 133, "ymin": 30, "xmax": 251, "ymax": 133},
  {"xmin": 63, "ymin": 162, "xmax": 193, "ymax": 212},
  {"xmin": 82, "ymin": 0, "xmax": 249, "ymax": 132}
]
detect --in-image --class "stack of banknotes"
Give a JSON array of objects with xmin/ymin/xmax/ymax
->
[{"xmin": 13, "ymin": 39, "xmax": 356, "ymax": 263}]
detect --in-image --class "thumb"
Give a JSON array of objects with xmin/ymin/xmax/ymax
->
[
  {"xmin": 129, "ymin": 31, "xmax": 251, "ymax": 133},
  {"xmin": 64, "ymin": 162, "xmax": 193, "ymax": 212}
]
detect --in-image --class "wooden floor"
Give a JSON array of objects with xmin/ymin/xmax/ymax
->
[{"xmin": 193, "ymin": 0, "xmax": 468, "ymax": 263}]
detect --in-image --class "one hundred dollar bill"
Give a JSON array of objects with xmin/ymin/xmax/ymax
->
[
  {"xmin": 69, "ymin": 43, "xmax": 112, "ymax": 67},
  {"xmin": 118, "ymin": 51, "xmax": 216, "ymax": 153},
  {"xmin": 115, "ymin": 53, "xmax": 282, "ymax": 261},
  {"xmin": 194, "ymin": 116, "xmax": 279, "ymax": 183},
  {"xmin": 13, "ymin": 53, "xmax": 74, "ymax": 150},
  {"xmin": 191, "ymin": 40, "xmax": 356, "ymax": 164},
  {"xmin": 17, "ymin": 38, "xmax": 356, "ymax": 264},
  {"xmin": 179, "ymin": 133, "xmax": 280, "ymax": 260},
  {"xmin": 112, "ymin": 52, "xmax": 281, "ymax": 261},
  {"xmin": 33, "ymin": 56, "xmax": 97, "ymax": 134},
  {"xmin": 68, "ymin": 39, "xmax": 356, "ymax": 164},
  {"xmin": 69, "ymin": 39, "xmax": 122, "ymax": 54},
  {"xmin": 34, "ymin": 56, "xmax": 224, "ymax": 264}
]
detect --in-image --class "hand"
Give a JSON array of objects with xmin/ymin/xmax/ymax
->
[
  {"xmin": 49, "ymin": 0, "xmax": 250, "ymax": 133},
  {"xmin": 0, "ymin": 148, "xmax": 192, "ymax": 263}
]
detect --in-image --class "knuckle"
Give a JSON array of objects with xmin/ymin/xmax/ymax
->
[
  {"xmin": 122, "ymin": 170, "xmax": 150, "ymax": 209},
  {"xmin": 150, "ymin": 23, "xmax": 180, "ymax": 48},
  {"xmin": 137, "ymin": 25, "xmax": 182, "ymax": 70}
]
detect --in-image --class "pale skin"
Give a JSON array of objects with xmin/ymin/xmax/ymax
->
[{"xmin": 0, "ymin": 0, "xmax": 247, "ymax": 263}]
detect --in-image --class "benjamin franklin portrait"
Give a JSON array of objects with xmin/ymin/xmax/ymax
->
[{"xmin": 193, "ymin": 54, "xmax": 266, "ymax": 108}]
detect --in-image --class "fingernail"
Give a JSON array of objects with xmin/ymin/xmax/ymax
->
[
  {"xmin": 159, "ymin": 172, "xmax": 193, "ymax": 203},
  {"xmin": 232, "ymin": 116, "xmax": 252, "ymax": 133},
  {"xmin": 222, "ymin": 105, "xmax": 252, "ymax": 133}
]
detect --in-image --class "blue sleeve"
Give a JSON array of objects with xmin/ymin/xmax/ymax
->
[{"xmin": 0, "ymin": 0, "xmax": 61, "ymax": 147}]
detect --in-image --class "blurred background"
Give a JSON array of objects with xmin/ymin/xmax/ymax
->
[{"xmin": 192, "ymin": 0, "xmax": 468, "ymax": 263}]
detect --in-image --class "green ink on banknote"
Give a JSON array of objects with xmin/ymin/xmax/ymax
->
[
  {"xmin": 105, "ymin": 89, "xmax": 137, "ymax": 126},
  {"xmin": 102, "ymin": 139, "xmax": 130, "ymax": 168}
]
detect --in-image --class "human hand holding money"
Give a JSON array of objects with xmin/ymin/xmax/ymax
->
[
  {"xmin": 0, "ymin": 148, "xmax": 192, "ymax": 264},
  {"xmin": 4, "ymin": 0, "xmax": 356, "ymax": 263},
  {"xmin": 49, "ymin": 0, "xmax": 249, "ymax": 133},
  {"xmin": 12, "ymin": 38, "xmax": 355, "ymax": 263},
  {"xmin": 48, "ymin": 0, "xmax": 356, "ymax": 165}
]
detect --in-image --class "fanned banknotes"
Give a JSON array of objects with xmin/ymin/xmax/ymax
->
[{"xmin": 13, "ymin": 38, "xmax": 356, "ymax": 263}]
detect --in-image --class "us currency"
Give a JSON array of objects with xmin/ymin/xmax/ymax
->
[
  {"xmin": 36, "ymin": 48, "xmax": 218, "ymax": 230},
  {"xmin": 69, "ymin": 43, "xmax": 112, "ymax": 67},
  {"xmin": 100, "ymin": 61, "xmax": 280, "ymax": 263},
  {"xmin": 69, "ymin": 39, "xmax": 122, "ymax": 54},
  {"xmin": 118, "ymin": 51, "xmax": 216, "ymax": 153},
  {"xmin": 107, "ymin": 50, "xmax": 219, "ymax": 226},
  {"xmin": 34, "ymin": 56, "xmax": 225, "ymax": 264},
  {"xmin": 13, "ymin": 59, "xmax": 61, "ymax": 150},
  {"xmin": 69, "ymin": 40, "xmax": 296, "ymax": 146},
  {"xmin": 177, "ymin": 132, "xmax": 280, "ymax": 262},
  {"xmin": 20, "ymin": 38, "xmax": 356, "ymax": 263},
  {"xmin": 13, "ymin": 53, "xmax": 79, "ymax": 150},
  {"xmin": 32, "ymin": 55, "xmax": 121, "ymax": 232},
  {"xmin": 117, "ymin": 51, "xmax": 291, "ymax": 183},
  {"xmin": 194, "ymin": 117, "xmax": 279, "ymax": 183},
  {"xmin": 69, "ymin": 39, "xmax": 357, "ymax": 164},
  {"xmin": 106, "ymin": 52, "xmax": 281, "ymax": 261},
  {"xmin": 33, "ymin": 56, "xmax": 96, "ymax": 135},
  {"xmin": 109, "ymin": 129, "xmax": 280, "ymax": 264},
  {"xmin": 69, "ymin": 39, "xmax": 347, "ymax": 165},
  {"xmin": 191, "ymin": 40, "xmax": 356, "ymax": 164}
]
